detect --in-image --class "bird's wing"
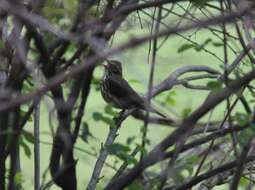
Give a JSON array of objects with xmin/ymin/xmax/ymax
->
[{"xmin": 108, "ymin": 75, "xmax": 145, "ymax": 109}]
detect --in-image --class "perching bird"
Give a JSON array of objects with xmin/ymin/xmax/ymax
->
[{"xmin": 101, "ymin": 60, "xmax": 165, "ymax": 117}]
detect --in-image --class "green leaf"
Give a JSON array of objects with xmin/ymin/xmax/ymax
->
[
  {"xmin": 135, "ymin": 144, "xmax": 147, "ymax": 155},
  {"xmin": 19, "ymin": 138, "xmax": 31, "ymax": 158},
  {"xmin": 81, "ymin": 122, "xmax": 91, "ymax": 143},
  {"xmin": 203, "ymin": 38, "xmax": 212, "ymax": 45},
  {"xmin": 206, "ymin": 81, "xmax": 223, "ymax": 91},
  {"xmin": 20, "ymin": 110, "xmax": 33, "ymax": 122},
  {"xmin": 237, "ymin": 128, "xmax": 254, "ymax": 146},
  {"xmin": 182, "ymin": 108, "xmax": 192, "ymax": 119},
  {"xmin": 0, "ymin": 40, "xmax": 4, "ymax": 49},
  {"xmin": 194, "ymin": 38, "xmax": 212, "ymax": 51},
  {"xmin": 127, "ymin": 181, "xmax": 143, "ymax": 190},
  {"xmin": 235, "ymin": 113, "xmax": 250, "ymax": 127},
  {"xmin": 128, "ymin": 79, "xmax": 141, "ymax": 84},
  {"xmin": 177, "ymin": 44, "xmax": 194, "ymax": 53},
  {"xmin": 240, "ymin": 176, "xmax": 250, "ymax": 186},
  {"xmin": 92, "ymin": 112, "xmax": 116, "ymax": 127},
  {"xmin": 190, "ymin": 0, "xmax": 210, "ymax": 7},
  {"xmin": 92, "ymin": 112, "xmax": 103, "ymax": 121},
  {"xmin": 43, "ymin": 6, "xmax": 65, "ymax": 17},
  {"xmin": 165, "ymin": 91, "xmax": 176, "ymax": 106},
  {"xmin": 106, "ymin": 143, "xmax": 138, "ymax": 165},
  {"xmin": 22, "ymin": 131, "xmax": 34, "ymax": 144},
  {"xmin": 212, "ymin": 42, "xmax": 223, "ymax": 47},
  {"xmin": 92, "ymin": 77, "xmax": 101, "ymax": 91},
  {"xmin": 123, "ymin": 154, "xmax": 138, "ymax": 165},
  {"xmin": 14, "ymin": 172, "xmax": 24, "ymax": 186},
  {"xmin": 63, "ymin": 0, "xmax": 77, "ymax": 16},
  {"xmin": 101, "ymin": 117, "xmax": 115, "ymax": 127},
  {"xmin": 126, "ymin": 136, "xmax": 136, "ymax": 145},
  {"xmin": 106, "ymin": 143, "xmax": 130, "ymax": 155},
  {"xmin": 104, "ymin": 105, "xmax": 118, "ymax": 116}
]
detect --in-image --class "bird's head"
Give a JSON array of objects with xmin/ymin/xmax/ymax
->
[{"xmin": 104, "ymin": 60, "xmax": 123, "ymax": 76}]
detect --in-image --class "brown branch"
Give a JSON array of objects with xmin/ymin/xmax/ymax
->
[
  {"xmin": 164, "ymin": 155, "xmax": 255, "ymax": 190},
  {"xmin": 0, "ymin": 5, "xmax": 251, "ymax": 112},
  {"xmin": 105, "ymin": 68, "xmax": 255, "ymax": 190}
]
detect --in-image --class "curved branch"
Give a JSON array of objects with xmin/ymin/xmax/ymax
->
[
  {"xmin": 165, "ymin": 155, "xmax": 255, "ymax": 190},
  {"xmin": 105, "ymin": 68, "xmax": 255, "ymax": 190},
  {"xmin": 150, "ymin": 65, "xmax": 220, "ymax": 97}
]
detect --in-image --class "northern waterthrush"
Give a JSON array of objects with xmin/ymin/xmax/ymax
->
[{"xmin": 101, "ymin": 60, "xmax": 165, "ymax": 117}]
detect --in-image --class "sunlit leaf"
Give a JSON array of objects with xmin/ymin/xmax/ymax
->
[
  {"xmin": 14, "ymin": 172, "xmax": 24, "ymax": 186},
  {"xmin": 165, "ymin": 91, "xmax": 176, "ymax": 106},
  {"xmin": 182, "ymin": 107, "xmax": 192, "ymax": 119}
]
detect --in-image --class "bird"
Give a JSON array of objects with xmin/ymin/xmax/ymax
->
[{"xmin": 101, "ymin": 60, "xmax": 165, "ymax": 117}]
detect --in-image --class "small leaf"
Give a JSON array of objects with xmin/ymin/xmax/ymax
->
[
  {"xmin": 182, "ymin": 108, "xmax": 192, "ymax": 119},
  {"xmin": 92, "ymin": 77, "xmax": 101, "ymax": 91},
  {"xmin": 194, "ymin": 38, "xmax": 212, "ymax": 51},
  {"xmin": 235, "ymin": 113, "xmax": 250, "ymax": 126},
  {"xmin": 92, "ymin": 112, "xmax": 103, "ymax": 121},
  {"xmin": 81, "ymin": 122, "xmax": 91, "ymax": 143},
  {"xmin": 177, "ymin": 44, "xmax": 194, "ymax": 53},
  {"xmin": 106, "ymin": 144, "xmax": 138, "ymax": 165},
  {"xmin": 22, "ymin": 130, "xmax": 34, "ymax": 144},
  {"xmin": 165, "ymin": 91, "xmax": 176, "ymax": 106},
  {"xmin": 190, "ymin": 0, "xmax": 209, "ymax": 7},
  {"xmin": 240, "ymin": 177, "xmax": 250, "ymax": 186},
  {"xmin": 127, "ymin": 181, "xmax": 143, "ymax": 190},
  {"xmin": 19, "ymin": 138, "xmax": 31, "ymax": 158},
  {"xmin": 237, "ymin": 128, "xmax": 254, "ymax": 146},
  {"xmin": 20, "ymin": 110, "xmax": 33, "ymax": 122},
  {"xmin": 206, "ymin": 81, "xmax": 223, "ymax": 91},
  {"xmin": 101, "ymin": 117, "xmax": 115, "ymax": 127},
  {"xmin": 104, "ymin": 105, "xmax": 118, "ymax": 116},
  {"xmin": 135, "ymin": 144, "xmax": 147, "ymax": 155},
  {"xmin": 123, "ymin": 154, "xmax": 138, "ymax": 165},
  {"xmin": 203, "ymin": 38, "xmax": 212, "ymax": 45},
  {"xmin": 212, "ymin": 42, "xmax": 223, "ymax": 47},
  {"xmin": 92, "ymin": 112, "xmax": 116, "ymax": 127},
  {"xmin": 106, "ymin": 143, "xmax": 130, "ymax": 155},
  {"xmin": 128, "ymin": 79, "xmax": 141, "ymax": 84},
  {"xmin": 126, "ymin": 136, "xmax": 136, "ymax": 145},
  {"xmin": 14, "ymin": 172, "xmax": 24, "ymax": 186}
]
